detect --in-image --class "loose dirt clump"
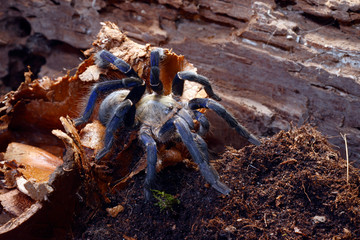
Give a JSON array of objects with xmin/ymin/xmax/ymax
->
[{"xmin": 73, "ymin": 125, "xmax": 360, "ymax": 239}]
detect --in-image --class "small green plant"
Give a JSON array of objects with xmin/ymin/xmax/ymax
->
[{"xmin": 151, "ymin": 189, "xmax": 180, "ymax": 212}]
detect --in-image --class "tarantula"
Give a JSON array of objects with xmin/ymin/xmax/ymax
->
[{"xmin": 74, "ymin": 48, "xmax": 261, "ymax": 201}]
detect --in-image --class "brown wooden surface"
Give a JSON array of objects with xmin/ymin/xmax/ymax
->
[{"xmin": 1, "ymin": 0, "xmax": 359, "ymax": 164}]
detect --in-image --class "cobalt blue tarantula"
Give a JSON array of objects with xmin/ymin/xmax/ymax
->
[{"xmin": 74, "ymin": 48, "xmax": 261, "ymax": 201}]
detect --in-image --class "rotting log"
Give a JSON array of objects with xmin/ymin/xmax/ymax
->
[
  {"xmin": 0, "ymin": 0, "xmax": 359, "ymax": 164},
  {"xmin": 0, "ymin": 22, "xmax": 209, "ymax": 237}
]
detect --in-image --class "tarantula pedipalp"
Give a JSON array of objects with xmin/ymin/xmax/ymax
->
[{"xmin": 74, "ymin": 48, "xmax": 261, "ymax": 201}]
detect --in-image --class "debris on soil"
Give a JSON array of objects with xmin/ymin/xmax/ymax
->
[{"xmin": 73, "ymin": 125, "xmax": 360, "ymax": 239}]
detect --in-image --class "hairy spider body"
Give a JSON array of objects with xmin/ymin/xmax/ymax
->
[
  {"xmin": 100, "ymin": 90, "xmax": 182, "ymax": 141},
  {"xmin": 136, "ymin": 94, "xmax": 182, "ymax": 132},
  {"xmin": 75, "ymin": 49, "xmax": 261, "ymax": 201}
]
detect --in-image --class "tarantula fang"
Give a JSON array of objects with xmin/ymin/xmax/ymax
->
[{"xmin": 74, "ymin": 48, "xmax": 261, "ymax": 201}]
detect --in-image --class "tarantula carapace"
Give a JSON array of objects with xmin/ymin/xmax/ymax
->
[{"xmin": 74, "ymin": 48, "xmax": 261, "ymax": 201}]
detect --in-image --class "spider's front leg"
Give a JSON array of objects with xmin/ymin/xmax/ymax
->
[
  {"xmin": 189, "ymin": 98, "xmax": 262, "ymax": 146},
  {"xmin": 173, "ymin": 117, "xmax": 231, "ymax": 195},
  {"xmin": 96, "ymin": 50, "xmax": 139, "ymax": 78},
  {"xmin": 172, "ymin": 71, "xmax": 221, "ymax": 101},
  {"xmin": 149, "ymin": 48, "xmax": 164, "ymax": 94},
  {"xmin": 74, "ymin": 78, "xmax": 144, "ymax": 126},
  {"xmin": 74, "ymin": 49, "xmax": 146, "ymax": 126}
]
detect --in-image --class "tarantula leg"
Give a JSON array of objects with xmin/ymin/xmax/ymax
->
[
  {"xmin": 177, "ymin": 108, "xmax": 194, "ymax": 129},
  {"xmin": 172, "ymin": 71, "xmax": 221, "ymax": 101},
  {"xmin": 149, "ymin": 48, "xmax": 164, "ymax": 94},
  {"xmin": 174, "ymin": 117, "xmax": 231, "ymax": 195},
  {"xmin": 96, "ymin": 50, "xmax": 139, "ymax": 78},
  {"xmin": 192, "ymin": 132, "xmax": 210, "ymax": 163},
  {"xmin": 96, "ymin": 99, "xmax": 133, "ymax": 161},
  {"xmin": 194, "ymin": 111, "xmax": 210, "ymax": 136},
  {"xmin": 158, "ymin": 109, "xmax": 194, "ymax": 139},
  {"xmin": 124, "ymin": 84, "xmax": 146, "ymax": 104},
  {"xmin": 189, "ymin": 98, "xmax": 262, "ymax": 146},
  {"xmin": 74, "ymin": 77, "xmax": 144, "ymax": 126},
  {"xmin": 140, "ymin": 126, "xmax": 158, "ymax": 201},
  {"xmin": 158, "ymin": 118, "xmax": 175, "ymax": 139}
]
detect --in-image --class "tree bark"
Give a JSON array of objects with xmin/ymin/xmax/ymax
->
[{"xmin": 1, "ymin": 0, "xmax": 360, "ymax": 164}]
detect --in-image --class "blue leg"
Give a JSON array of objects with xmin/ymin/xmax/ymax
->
[
  {"xmin": 96, "ymin": 50, "xmax": 146, "ymax": 104},
  {"xmin": 157, "ymin": 109, "xmax": 194, "ymax": 139},
  {"xmin": 95, "ymin": 99, "xmax": 133, "ymax": 161},
  {"xmin": 172, "ymin": 71, "xmax": 221, "ymax": 101},
  {"xmin": 192, "ymin": 132, "xmax": 209, "ymax": 163},
  {"xmin": 189, "ymin": 98, "xmax": 262, "ymax": 146},
  {"xmin": 194, "ymin": 111, "xmax": 210, "ymax": 136},
  {"xmin": 74, "ymin": 77, "xmax": 144, "ymax": 126},
  {"xmin": 177, "ymin": 108, "xmax": 194, "ymax": 129},
  {"xmin": 96, "ymin": 50, "xmax": 139, "ymax": 78},
  {"xmin": 149, "ymin": 48, "xmax": 164, "ymax": 94},
  {"xmin": 158, "ymin": 118, "xmax": 175, "ymax": 139},
  {"xmin": 174, "ymin": 117, "xmax": 231, "ymax": 195},
  {"xmin": 140, "ymin": 126, "xmax": 158, "ymax": 201}
]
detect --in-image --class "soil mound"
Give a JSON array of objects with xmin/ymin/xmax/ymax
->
[{"xmin": 75, "ymin": 125, "xmax": 360, "ymax": 239}]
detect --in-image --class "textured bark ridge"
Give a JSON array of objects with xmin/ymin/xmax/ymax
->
[{"xmin": 1, "ymin": 0, "xmax": 360, "ymax": 164}]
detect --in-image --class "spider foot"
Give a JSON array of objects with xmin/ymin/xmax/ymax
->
[
  {"xmin": 73, "ymin": 117, "xmax": 86, "ymax": 127},
  {"xmin": 194, "ymin": 111, "xmax": 210, "ymax": 136},
  {"xmin": 247, "ymin": 133, "xmax": 262, "ymax": 146},
  {"xmin": 150, "ymin": 48, "xmax": 164, "ymax": 94},
  {"xmin": 174, "ymin": 117, "xmax": 231, "ymax": 195},
  {"xmin": 95, "ymin": 50, "xmax": 139, "ymax": 78},
  {"xmin": 198, "ymin": 162, "xmax": 231, "ymax": 195},
  {"xmin": 211, "ymin": 179, "xmax": 231, "ymax": 195},
  {"xmin": 95, "ymin": 147, "xmax": 110, "ymax": 162},
  {"xmin": 144, "ymin": 186, "xmax": 153, "ymax": 203}
]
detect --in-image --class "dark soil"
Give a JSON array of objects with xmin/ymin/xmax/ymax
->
[{"xmin": 72, "ymin": 125, "xmax": 360, "ymax": 239}]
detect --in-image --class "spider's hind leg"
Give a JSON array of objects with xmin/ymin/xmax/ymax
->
[
  {"xmin": 140, "ymin": 126, "xmax": 158, "ymax": 201},
  {"xmin": 174, "ymin": 117, "xmax": 231, "ymax": 195}
]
